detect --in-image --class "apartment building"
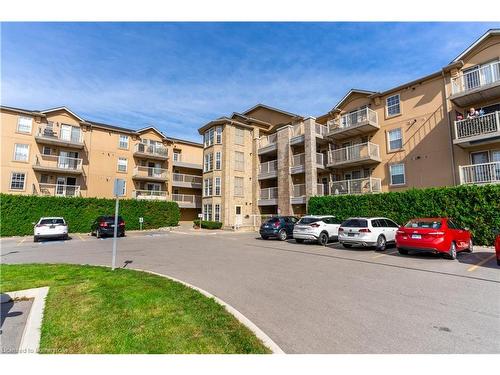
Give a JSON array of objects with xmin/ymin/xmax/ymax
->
[
  {"xmin": 199, "ymin": 29, "xmax": 500, "ymax": 229},
  {"xmin": 0, "ymin": 106, "xmax": 203, "ymax": 221}
]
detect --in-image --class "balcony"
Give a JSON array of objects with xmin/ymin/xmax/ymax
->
[
  {"xmin": 315, "ymin": 123, "xmax": 328, "ymax": 139},
  {"xmin": 172, "ymin": 194, "xmax": 202, "ymax": 208},
  {"xmin": 451, "ymin": 61, "xmax": 500, "ymax": 107},
  {"xmin": 327, "ymin": 142, "xmax": 381, "ymax": 168},
  {"xmin": 34, "ymin": 183, "xmax": 81, "ymax": 197},
  {"xmin": 133, "ymin": 143, "xmax": 168, "ymax": 160},
  {"xmin": 290, "ymin": 123, "xmax": 305, "ymax": 145},
  {"xmin": 132, "ymin": 166, "xmax": 168, "ymax": 182},
  {"xmin": 258, "ymin": 160, "xmax": 278, "ymax": 180},
  {"xmin": 172, "ymin": 154, "xmax": 203, "ymax": 170},
  {"xmin": 453, "ymin": 111, "xmax": 500, "ymax": 147},
  {"xmin": 331, "ymin": 177, "xmax": 382, "ymax": 195},
  {"xmin": 172, "ymin": 173, "xmax": 202, "ymax": 188},
  {"xmin": 133, "ymin": 190, "xmax": 168, "ymax": 200},
  {"xmin": 317, "ymin": 183, "xmax": 328, "ymax": 196},
  {"xmin": 327, "ymin": 108, "xmax": 379, "ymax": 140},
  {"xmin": 291, "ymin": 184, "xmax": 306, "ymax": 204},
  {"xmin": 459, "ymin": 162, "xmax": 500, "ymax": 185},
  {"xmin": 32, "ymin": 155, "xmax": 83, "ymax": 174},
  {"xmin": 291, "ymin": 153, "xmax": 305, "ymax": 174},
  {"xmin": 258, "ymin": 187, "xmax": 278, "ymax": 206},
  {"xmin": 35, "ymin": 124, "xmax": 84, "ymax": 149},
  {"xmin": 258, "ymin": 133, "xmax": 278, "ymax": 155},
  {"xmin": 316, "ymin": 152, "xmax": 326, "ymax": 170}
]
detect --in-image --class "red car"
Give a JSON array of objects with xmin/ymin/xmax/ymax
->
[
  {"xmin": 495, "ymin": 232, "xmax": 500, "ymax": 266},
  {"xmin": 396, "ymin": 218, "xmax": 473, "ymax": 259}
]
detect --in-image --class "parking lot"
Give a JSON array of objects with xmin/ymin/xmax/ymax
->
[{"xmin": 1, "ymin": 229, "xmax": 499, "ymax": 353}]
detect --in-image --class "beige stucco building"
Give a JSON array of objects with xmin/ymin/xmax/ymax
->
[
  {"xmin": 0, "ymin": 106, "xmax": 203, "ymax": 221},
  {"xmin": 198, "ymin": 29, "xmax": 500, "ymax": 229}
]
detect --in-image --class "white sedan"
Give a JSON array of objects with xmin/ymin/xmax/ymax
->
[{"xmin": 34, "ymin": 217, "xmax": 69, "ymax": 242}]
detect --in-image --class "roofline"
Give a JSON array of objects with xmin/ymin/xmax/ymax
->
[
  {"xmin": 40, "ymin": 106, "xmax": 86, "ymax": 122},
  {"xmin": 332, "ymin": 89, "xmax": 377, "ymax": 110},
  {"xmin": 242, "ymin": 103, "xmax": 301, "ymax": 118},
  {"xmin": 0, "ymin": 105, "xmax": 42, "ymax": 117},
  {"xmin": 197, "ymin": 117, "xmax": 256, "ymax": 135},
  {"xmin": 369, "ymin": 70, "xmax": 442, "ymax": 99},
  {"xmin": 450, "ymin": 28, "xmax": 500, "ymax": 63},
  {"xmin": 166, "ymin": 136, "xmax": 203, "ymax": 147}
]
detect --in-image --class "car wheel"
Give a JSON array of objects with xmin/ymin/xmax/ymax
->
[
  {"xmin": 278, "ymin": 229, "xmax": 287, "ymax": 241},
  {"xmin": 295, "ymin": 239, "xmax": 304, "ymax": 244},
  {"xmin": 318, "ymin": 232, "xmax": 329, "ymax": 246},
  {"xmin": 96, "ymin": 229, "xmax": 101, "ymax": 239},
  {"xmin": 33, "ymin": 236, "xmax": 38, "ymax": 243},
  {"xmin": 342, "ymin": 243, "xmax": 352, "ymax": 248},
  {"xmin": 63, "ymin": 234, "xmax": 69, "ymax": 240},
  {"xmin": 398, "ymin": 248, "xmax": 408, "ymax": 255},
  {"xmin": 120, "ymin": 232, "xmax": 125, "ymax": 237},
  {"xmin": 447, "ymin": 242, "xmax": 457, "ymax": 260},
  {"xmin": 261, "ymin": 235, "xmax": 269, "ymax": 240},
  {"xmin": 375, "ymin": 235, "xmax": 386, "ymax": 251},
  {"xmin": 466, "ymin": 239, "xmax": 473, "ymax": 253}
]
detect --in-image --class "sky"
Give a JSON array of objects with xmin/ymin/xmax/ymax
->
[{"xmin": 1, "ymin": 22, "xmax": 499, "ymax": 142}]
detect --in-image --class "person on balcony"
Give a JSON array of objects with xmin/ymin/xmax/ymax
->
[{"xmin": 467, "ymin": 107, "xmax": 479, "ymax": 119}]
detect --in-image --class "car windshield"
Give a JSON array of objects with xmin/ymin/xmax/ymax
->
[
  {"xmin": 342, "ymin": 219, "xmax": 368, "ymax": 228},
  {"xmin": 40, "ymin": 218, "xmax": 65, "ymax": 225},
  {"xmin": 405, "ymin": 220, "xmax": 442, "ymax": 229},
  {"xmin": 298, "ymin": 217, "xmax": 322, "ymax": 225},
  {"xmin": 264, "ymin": 217, "xmax": 280, "ymax": 224}
]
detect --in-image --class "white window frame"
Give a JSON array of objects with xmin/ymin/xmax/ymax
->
[
  {"xmin": 13, "ymin": 144, "xmax": 30, "ymax": 162},
  {"xmin": 204, "ymin": 128, "xmax": 215, "ymax": 147},
  {"xmin": 204, "ymin": 153, "xmax": 213, "ymax": 172},
  {"xmin": 203, "ymin": 178, "xmax": 213, "ymax": 197},
  {"xmin": 389, "ymin": 163, "xmax": 406, "ymax": 186},
  {"xmin": 215, "ymin": 177, "xmax": 221, "ymax": 196},
  {"xmin": 235, "ymin": 151, "xmax": 244, "ymax": 171},
  {"xmin": 216, "ymin": 126, "xmax": 222, "ymax": 144},
  {"xmin": 173, "ymin": 151, "xmax": 181, "ymax": 162},
  {"xmin": 17, "ymin": 116, "xmax": 33, "ymax": 134},
  {"xmin": 42, "ymin": 146, "xmax": 52, "ymax": 155},
  {"xmin": 235, "ymin": 127, "xmax": 245, "ymax": 145},
  {"xmin": 214, "ymin": 204, "xmax": 221, "ymax": 222},
  {"xmin": 118, "ymin": 135, "xmax": 129, "ymax": 149},
  {"xmin": 386, "ymin": 94, "xmax": 401, "ymax": 117},
  {"xmin": 215, "ymin": 151, "xmax": 222, "ymax": 170},
  {"xmin": 10, "ymin": 172, "xmax": 26, "ymax": 190},
  {"xmin": 117, "ymin": 157, "xmax": 128, "ymax": 173},
  {"xmin": 234, "ymin": 176, "xmax": 244, "ymax": 197},
  {"xmin": 387, "ymin": 128, "xmax": 403, "ymax": 151}
]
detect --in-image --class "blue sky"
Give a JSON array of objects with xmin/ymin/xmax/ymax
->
[{"xmin": 1, "ymin": 22, "xmax": 499, "ymax": 142}]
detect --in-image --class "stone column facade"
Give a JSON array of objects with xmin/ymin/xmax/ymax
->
[
  {"xmin": 251, "ymin": 127, "xmax": 260, "ymax": 228},
  {"xmin": 303, "ymin": 117, "xmax": 318, "ymax": 213},
  {"xmin": 277, "ymin": 126, "xmax": 292, "ymax": 216}
]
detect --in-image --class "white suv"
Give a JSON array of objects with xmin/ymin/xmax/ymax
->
[
  {"xmin": 293, "ymin": 215, "xmax": 342, "ymax": 245},
  {"xmin": 338, "ymin": 217, "xmax": 400, "ymax": 251},
  {"xmin": 34, "ymin": 217, "xmax": 68, "ymax": 242}
]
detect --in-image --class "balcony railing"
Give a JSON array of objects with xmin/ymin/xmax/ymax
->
[
  {"xmin": 259, "ymin": 160, "xmax": 278, "ymax": 174},
  {"xmin": 459, "ymin": 162, "xmax": 500, "ymax": 185},
  {"xmin": 33, "ymin": 155, "xmax": 83, "ymax": 172},
  {"xmin": 36, "ymin": 124, "xmax": 84, "ymax": 146},
  {"xmin": 317, "ymin": 183, "xmax": 328, "ymax": 196},
  {"xmin": 172, "ymin": 173, "xmax": 202, "ymax": 185},
  {"xmin": 454, "ymin": 111, "xmax": 500, "ymax": 141},
  {"xmin": 327, "ymin": 142, "xmax": 380, "ymax": 166},
  {"xmin": 331, "ymin": 177, "xmax": 382, "ymax": 195},
  {"xmin": 35, "ymin": 183, "xmax": 81, "ymax": 197},
  {"xmin": 292, "ymin": 153, "xmax": 305, "ymax": 167},
  {"xmin": 133, "ymin": 190, "xmax": 168, "ymax": 200},
  {"xmin": 315, "ymin": 123, "xmax": 328, "ymax": 137},
  {"xmin": 292, "ymin": 184, "xmax": 306, "ymax": 197},
  {"xmin": 258, "ymin": 133, "xmax": 278, "ymax": 149},
  {"xmin": 316, "ymin": 152, "xmax": 325, "ymax": 167},
  {"xmin": 452, "ymin": 61, "xmax": 500, "ymax": 95},
  {"xmin": 292, "ymin": 123, "xmax": 304, "ymax": 137},
  {"xmin": 172, "ymin": 194, "xmax": 202, "ymax": 207},
  {"xmin": 133, "ymin": 166, "xmax": 168, "ymax": 180},
  {"xmin": 134, "ymin": 143, "xmax": 168, "ymax": 158},
  {"xmin": 328, "ymin": 107, "xmax": 378, "ymax": 133},
  {"xmin": 260, "ymin": 187, "xmax": 278, "ymax": 200}
]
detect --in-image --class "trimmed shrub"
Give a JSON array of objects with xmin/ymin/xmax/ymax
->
[
  {"xmin": 308, "ymin": 184, "xmax": 500, "ymax": 246},
  {"xmin": 193, "ymin": 220, "xmax": 223, "ymax": 230},
  {"xmin": 0, "ymin": 194, "xmax": 180, "ymax": 236}
]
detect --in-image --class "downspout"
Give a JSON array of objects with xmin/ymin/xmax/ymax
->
[{"xmin": 441, "ymin": 70, "xmax": 457, "ymax": 186}]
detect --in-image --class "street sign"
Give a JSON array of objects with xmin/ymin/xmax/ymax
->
[
  {"xmin": 198, "ymin": 213, "xmax": 203, "ymax": 218},
  {"xmin": 113, "ymin": 179, "xmax": 126, "ymax": 197},
  {"xmin": 139, "ymin": 217, "xmax": 144, "ymax": 223}
]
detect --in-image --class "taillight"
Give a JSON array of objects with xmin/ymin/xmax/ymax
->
[
  {"xmin": 35, "ymin": 224, "xmax": 42, "ymax": 228},
  {"xmin": 274, "ymin": 221, "xmax": 280, "ymax": 228},
  {"xmin": 119, "ymin": 221, "xmax": 125, "ymax": 226},
  {"xmin": 310, "ymin": 223, "xmax": 320, "ymax": 228},
  {"xmin": 359, "ymin": 228, "xmax": 371, "ymax": 233},
  {"xmin": 338, "ymin": 227, "xmax": 344, "ymax": 232},
  {"xmin": 428, "ymin": 231, "xmax": 445, "ymax": 236},
  {"xmin": 99, "ymin": 222, "xmax": 108, "ymax": 227},
  {"xmin": 396, "ymin": 230, "xmax": 406, "ymax": 235}
]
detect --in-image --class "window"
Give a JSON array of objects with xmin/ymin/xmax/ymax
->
[
  {"xmin": 235, "ymin": 127, "xmax": 244, "ymax": 145},
  {"xmin": 42, "ymin": 146, "xmax": 52, "ymax": 155},
  {"xmin": 17, "ymin": 116, "xmax": 33, "ymax": 133},
  {"xmin": 214, "ymin": 204, "xmax": 221, "ymax": 222},
  {"xmin": 215, "ymin": 151, "xmax": 222, "ymax": 170},
  {"xmin": 40, "ymin": 174, "xmax": 49, "ymax": 183},
  {"xmin": 386, "ymin": 94, "xmax": 401, "ymax": 117},
  {"xmin": 204, "ymin": 178, "xmax": 213, "ymax": 196},
  {"xmin": 383, "ymin": 219, "xmax": 400, "ymax": 228},
  {"xmin": 389, "ymin": 163, "xmax": 405, "ymax": 185},
  {"xmin": 119, "ymin": 135, "xmax": 129, "ymax": 149},
  {"xmin": 173, "ymin": 151, "xmax": 181, "ymax": 162},
  {"xmin": 235, "ymin": 151, "xmax": 244, "ymax": 171},
  {"xmin": 447, "ymin": 220, "xmax": 459, "ymax": 229},
  {"xmin": 234, "ymin": 177, "xmax": 244, "ymax": 196},
  {"xmin": 216, "ymin": 126, "xmax": 222, "ymax": 144},
  {"xmin": 203, "ymin": 204, "xmax": 213, "ymax": 221},
  {"xmin": 204, "ymin": 153, "xmax": 213, "ymax": 172},
  {"xmin": 215, "ymin": 177, "xmax": 221, "ymax": 196},
  {"xmin": 204, "ymin": 128, "xmax": 215, "ymax": 147},
  {"xmin": 117, "ymin": 157, "xmax": 128, "ymax": 172},
  {"xmin": 10, "ymin": 172, "xmax": 26, "ymax": 190},
  {"xmin": 13, "ymin": 144, "xmax": 29, "ymax": 162},
  {"xmin": 388, "ymin": 128, "xmax": 403, "ymax": 151}
]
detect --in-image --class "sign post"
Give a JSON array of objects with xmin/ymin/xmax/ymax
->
[
  {"xmin": 197, "ymin": 213, "xmax": 203, "ymax": 230},
  {"xmin": 112, "ymin": 179, "xmax": 126, "ymax": 271},
  {"xmin": 139, "ymin": 217, "xmax": 144, "ymax": 231}
]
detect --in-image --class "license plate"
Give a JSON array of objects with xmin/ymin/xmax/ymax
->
[
  {"xmin": 411, "ymin": 234, "xmax": 422, "ymax": 239},
  {"xmin": 49, "ymin": 225, "xmax": 55, "ymax": 229},
  {"xmin": 264, "ymin": 225, "xmax": 270, "ymax": 228},
  {"xmin": 347, "ymin": 233, "xmax": 355, "ymax": 237}
]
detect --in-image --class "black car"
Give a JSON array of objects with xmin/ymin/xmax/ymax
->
[
  {"xmin": 259, "ymin": 216, "xmax": 299, "ymax": 241},
  {"xmin": 91, "ymin": 216, "xmax": 125, "ymax": 238}
]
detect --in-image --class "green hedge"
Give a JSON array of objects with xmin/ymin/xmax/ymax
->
[
  {"xmin": 193, "ymin": 220, "xmax": 223, "ymax": 229},
  {"xmin": 0, "ymin": 194, "xmax": 180, "ymax": 237},
  {"xmin": 308, "ymin": 184, "xmax": 500, "ymax": 246}
]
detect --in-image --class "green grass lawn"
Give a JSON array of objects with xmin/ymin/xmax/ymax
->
[{"xmin": 0, "ymin": 264, "xmax": 271, "ymax": 354}]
